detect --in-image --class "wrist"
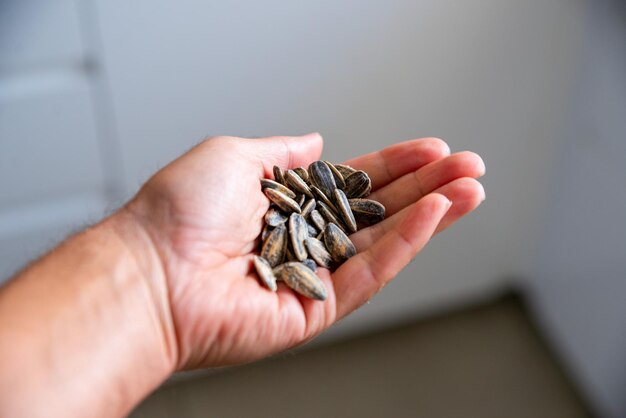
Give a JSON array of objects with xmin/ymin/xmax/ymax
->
[
  {"xmin": 0, "ymin": 209, "xmax": 178, "ymax": 417},
  {"xmin": 103, "ymin": 206, "xmax": 179, "ymax": 376}
]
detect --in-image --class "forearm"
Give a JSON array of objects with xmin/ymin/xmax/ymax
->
[{"xmin": 0, "ymin": 210, "xmax": 177, "ymax": 418}]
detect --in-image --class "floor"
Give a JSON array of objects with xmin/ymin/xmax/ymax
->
[{"xmin": 130, "ymin": 293, "xmax": 594, "ymax": 418}]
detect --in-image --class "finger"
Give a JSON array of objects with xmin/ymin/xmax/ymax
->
[
  {"xmin": 351, "ymin": 177, "xmax": 485, "ymax": 250},
  {"xmin": 369, "ymin": 151, "xmax": 485, "ymax": 217},
  {"xmin": 343, "ymin": 137, "xmax": 451, "ymax": 190},
  {"xmin": 434, "ymin": 177, "xmax": 485, "ymax": 234},
  {"xmin": 243, "ymin": 133, "xmax": 324, "ymax": 177},
  {"xmin": 333, "ymin": 193, "xmax": 452, "ymax": 319}
]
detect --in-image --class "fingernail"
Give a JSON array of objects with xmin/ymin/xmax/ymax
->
[
  {"xmin": 301, "ymin": 132, "xmax": 321, "ymax": 139},
  {"xmin": 477, "ymin": 157, "xmax": 486, "ymax": 175}
]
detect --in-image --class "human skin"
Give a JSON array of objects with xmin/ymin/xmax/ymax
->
[{"xmin": 0, "ymin": 133, "xmax": 485, "ymax": 417}]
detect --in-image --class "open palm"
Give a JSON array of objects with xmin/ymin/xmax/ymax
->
[{"xmin": 128, "ymin": 133, "xmax": 485, "ymax": 370}]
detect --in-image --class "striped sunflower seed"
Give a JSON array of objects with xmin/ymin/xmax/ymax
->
[
  {"xmin": 343, "ymin": 170, "xmax": 372, "ymax": 198},
  {"xmin": 274, "ymin": 262, "xmax": 327, "ymax": 300},
  {"xmin": 294, "ymin": 167, "xmax": 310, "ymax": 183},
  {"xmin": 253, "ymin": 256, "xmax": 277, "ymax": 291},
  {"xmin": 349, "ymin": 198, "xmax": 386, "ymax": 225},
  {"xmin": 309, "ymin": 209, "xmax": 327, "ymax": 231},
  {"xmin": 285, "ymin": 169, "xmax": 313, "ymax": 197},
  {"xmin": 309, "ymin": 161, "xmax": 337, "ymax": 198},
  {"xmin": 301, "ymin": 198, "xmax": 316, "ymax": 218},
  {"xmin": 260, "ymin": 223, "xmax": 288, "ymax": 267},
  {"xmin": 332, "ymin": 189, "xmax": 357, "ymax": 233},
  {"xmin": 261, "ymin": 178, "xmax": 296, "ymax": 199},
  {"xmin": 273, "ymin": 166, "xmax": 285, "ymax": 186},
  {"xmin": 334, "ymin": 164, "xmax": 356, "ymax": 177},
  {"xmin": 264, "ymin": 188, "xmax": 301, "ymax": 213},
  {"xmin": 305, "ymin": 237, "xmax": 333, "ymax": 269},
  {"xmin": 318, "ymin": 201, "xmax": 347, "ymax": 233},
  {"xmin": 265, "ymin": 207, "xmax": 288, "ymax": 226},
  {"xmin": 288, "ymin": 213, "xmax": 309, "ymax": 261},
  {"xmin": 311, "ymin": 185, "xmax": 338, "ymax": 213},
  {"xmin": 324, "ymin": 223, "xmax": 356, "ymax": 263},
  {"xmin": 324, "ymin": 161, "xmax": 346, "ymax": 190}
]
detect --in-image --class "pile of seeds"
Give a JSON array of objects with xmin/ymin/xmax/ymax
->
[{"xmin": 253, "ymin": 161, "xmax": 386, "ymax": 301}]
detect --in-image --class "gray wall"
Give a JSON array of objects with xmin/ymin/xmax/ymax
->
[{"xmin": 1, "ymin": 0, "xmax": 624, "ymax": 415}]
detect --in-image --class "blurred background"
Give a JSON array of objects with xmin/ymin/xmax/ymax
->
[{"xmin": 1, "ymin": 0, "xmax": 624, "ymax": 417}]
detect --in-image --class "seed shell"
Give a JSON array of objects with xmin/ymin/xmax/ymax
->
[
  {"xmin": 289, "ymin": 213, "xmax": 309, "ymax": 261},
  {"xmin": 324, "ymin": 161, "xmax": 346, "ymax": 190},
  {"xmin": 261, "ymin": 178, "xmax": 296, "ymax": 199},
  {"xmin": 294, "ymin": 167, "xmax": 310, "ymax": 183},
  {"xmin": 264, "ymin": 188, "xmax": 301, "ymax": 213},
  {"xmin": 332, "ymin": 189, "xmax": 357, "ymax": 233},
  {"xmin": 305, "ymin": 237, "xmax": 333, "ymax": 268},
  {"xmin": 253, "ymin": 256, "xmax": 277, "ymax": 291},
  {"xmin": 260, "ymin": 223, "xmax": 288, "ymax": 267},
  {"xmin": 334, "ymin": 164, "xmax": 356, "ymax": 177},
  {"xmin": 273, "ymin": 166, "xmax": 285, "ymax": 185},
  {"xmin": 261, "ymin": 224, "xmax": 273, "ymax": 242},
  {"xmin": 285, "ymin": 169, "xmax": 313, "ymax": 197},
  {"xmin": 310, "ymin": 209, "xmax": 327, "ymax": 231},
  {"xmin": 309, "ymin": 161, "xmax": 337, "ymax": 198},
  {"xmin": 301, "ymin": 198, "xmax": 316, "ymax": 218},
  {"xmin": 324, "ymin": 223, "xmax": 357, "ymax": 263},
  {"xmin": 265, "ymin": 207, "xmax": 288, "ymax": 226},
  {"xmin": 343, "ymin": 170, "xmax": 372, "ymax": 198},
  {"xmin": 311, "ymin": 185, "xmax": 338, "ymax": 213},
  {"xmin": 318, "ymin": 201, "xmax": 347, "ymax": 233},
  {"xmin": 349, "ymin": 198, "xmax": 386, "ymax": 225},
  {"xmin": 274, "ymin": 262, "xmax": 327, "ymax": 300}
]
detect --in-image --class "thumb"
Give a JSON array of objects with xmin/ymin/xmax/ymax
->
[{"xmin": 245, "ymin": 133, "xmax": 324, "ymax": 176}]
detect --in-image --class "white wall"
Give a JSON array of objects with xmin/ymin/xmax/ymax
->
[{"xmin": 525, "ymin": 2, "xmax": 626, "ymax": 416}]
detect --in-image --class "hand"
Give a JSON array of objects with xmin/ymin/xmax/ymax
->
[{"xmin": 125, "ymin": 133, "xmax": 485, "ymax": 370}]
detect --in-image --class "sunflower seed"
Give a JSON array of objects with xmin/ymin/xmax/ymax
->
[
  {"xmin": 274, "ymin": 262, "xmax": 327, "ymax": 300},
  {"xmin": 261, "ymin": 224, "xmax": 273, "ymax": 242},
  {"xmin": 318, "ymin": 201, "xmax": 346, "ymax": 233},
  {"xmin": 332, "ymin": 189, "xmax": 357, "ymax": 233},
  {"xmin": 334, "ymin": 164, "xmax": 357, "ymax": 177},
  {"xmin": 309, "ymin": 209, "xmax": 327, "ymax": 231},
  {"xmin": 261, "ymin": 223, "xmax": 288, "ymax": 267},
  {"xmin": 349, "ymin": 198, "xmax": 386, "ymax": 225},
  {"xmin": 265, "ymin": 207, "xmax": 288, "ymax": 226},
  {"xmin": 309, "ymin": 161, "xmax": 337, "ymax": 198},
  {"xmin": 302, "ymin": 259, "xmax": 318, "ymax": 272},
  {"xmin": 301, "ymin": 198, "xmax": 316, "ymax": 218},
  {"xmin": 253, "ymin": 256, "xmax": 277, "ymax": 291},
  {"xmin": 311, "ymin": 185, "xmax": 338, "ymax": 213},
  {"xmin": 294, "ymin": 167, "xmax": 310, "ymax": 183},
  {"xmin": 261, "ymin": 178, "xmax": 296, "ymax": 199},
  {"xmin": 343, "ymin": 170, "xmax": 372, "ymax": 198},
  {"xmin": 297, "ymin": 194, "xmax": 307, "ymax": 207},
  {"xmin": 259, "ymin": 160, "xmax": 385, "ymax": 300},
  {"xmin": 324, "ymin": 223, "xmax": 356, "ymax": 263},
  {"xmin": 285, "ymin": 240, "xmax": 298, "ymax": 262},
  {"xmin": 324, "ymin": 161, "xmax": 346, "ymax": 190},
  {"xmin": 305, "ymin": 237, "xmax": 332, "ymax": 268},
  {"xmin": 264, "ymin": 188, "xmax": 301, "ymax": 213},
  {"xmin": 273, "ymin": 166, "xmax": 285, "ymax": 185},
  {"xmin": 289, "ymin": 213, "xmax": 308, "ymax": 261},
  {"xmin": 285, "ymin": 169, "xmax": 313, "ymax": 198}
]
